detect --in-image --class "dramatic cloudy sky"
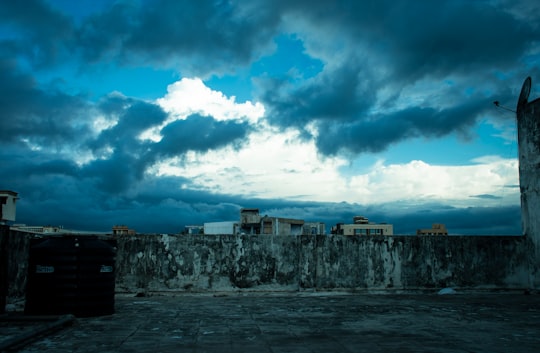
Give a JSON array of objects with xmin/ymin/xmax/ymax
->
[{"xmin": 2, "ymin": 0, "xmax": 539, "ymax": 234}]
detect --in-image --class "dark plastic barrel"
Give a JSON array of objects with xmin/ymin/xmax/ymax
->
[{"xmin": 25, "ymin": 236, "xmax": 116, "ymax": 317}]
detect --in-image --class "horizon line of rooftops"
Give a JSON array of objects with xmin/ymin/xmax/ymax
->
[{"xmin": 10, "ymin": 208, "xmax": 448, "ymax": 237}]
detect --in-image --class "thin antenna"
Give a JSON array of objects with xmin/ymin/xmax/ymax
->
[{"xmin": 493, "ymin": 101, "xmax": 516, "ymax": 113}]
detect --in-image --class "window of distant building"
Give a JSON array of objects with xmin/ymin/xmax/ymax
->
[{"xmin": 354, "ymin": 229, "xmax": 368, "ymax": 235}]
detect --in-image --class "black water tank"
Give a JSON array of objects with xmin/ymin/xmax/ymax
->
[{"xmin": 25, "ymin": 236, "xmax": 116, "ymax": 317}]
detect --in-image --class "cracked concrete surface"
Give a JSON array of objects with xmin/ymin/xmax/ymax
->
[{"xmin": 4, "ymin": 291, "xmax": 540, "ymax": 353}]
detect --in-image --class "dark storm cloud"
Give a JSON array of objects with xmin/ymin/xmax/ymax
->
[
  {"xmin": 0, "ymin": 0, "xmax": 532, "ymax": 234},
  {"xmin": 2, "ymin": 0, "xmax": 538, "ymax": 81},
  {"xmin": 315, "ymin": 96, "xmax": 491, "ymax": 155},
  {"xmin": 0, "ymin": 0, "xmax": 73, "ymax": 67},
  {"xmin": 4, "ymin": 0, "xmax": 537, "ymax": 130},
  {"xmin": 0, "ymin": 59, "xmax": 91, "ymax": 145},
  {"xmin": 78, "ymin": 98, "xmax": 167, "ymax": 193},
  {"xmin": 91, "ymin": 98, "xmax": 166, "ymax": 156},
  {"xmin": 75, "ymin": 0, "xmax": 280, "ymax": 75},
  {"xmin": 84, "ymin": 99, "xmax": 251, "ymax": 193},
  {"xmin": 278, "ymin": 0, "xmax": 538, "ymax": 79},
  {"xmin": 259, "ymin": 63, "xmax": 376, "ymax": 127},
  {"xmin": 472, "ymin": 194, "xmax": 502, "ymax": 200},
  {"xmin": 0, "ymin": 62, "xmax": 252, "ymax": 201},
  {"xmin": 82, "ymin": 152, "xmax": 146, "ymax": 194},
  {"xmin": 12, "ymin": 172, "xmax": 248, "ymax": 233},
  {"xmin": 256, "ymin": 0, "xmax": 540, "ymax": 155},
  {"xmin": 155, "ymin": 114, "xmax": 251, "ymax": 157},
  {"xmin": 260, "ymin": 56, "xmax": 495, "ymax": 155},
  {"xmin": 360, "ymin": 1, "xmax": 533, "ymax": 81},
  {"xmin": 1, "ymin": 0, "xmax": 279, "ymax": 74},
  {"xmin": 23, "ymin": 159, "xmax": 80, "ymax": 177},
  {"xmin": 3, "ymin": 137, "xmax": 253, "ymax": 234},
  {"xmin": 390, "ymin": 204, "xmax": 522, "ymax": 235},
  {"xmin": 107, "ymin": 100, "xmax": 168, "ymax": 134}
]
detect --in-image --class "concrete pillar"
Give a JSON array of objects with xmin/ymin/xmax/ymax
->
[
  {"xmin": 0, "ymin": 225, "xmax": 9, "ymax": 313},
  {"xmin": 516, "ymin": 77, "xmax": 540, "ymax": 288}
]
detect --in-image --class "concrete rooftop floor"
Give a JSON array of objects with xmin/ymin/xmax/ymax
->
[{"xmin": 2, "ymin": 291, "xmax": 540, "ymax": 353}]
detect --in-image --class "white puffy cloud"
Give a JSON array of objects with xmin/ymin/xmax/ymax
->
[
  {"xmin": 157, "ymin": 77, "xmax": 265, "ymax": 123},
  {"xmin": 153, "ymin": 126, "xmax": 349, "ymax": 201},
  {"xmin": 347, "ymin": 157, "xmax": 519, "ymax": 206},
  {"xmin": 140, "ymin": 77, "xmax": 265, "ymax": 142}
]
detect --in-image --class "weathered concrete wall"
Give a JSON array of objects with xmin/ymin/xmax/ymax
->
[
  {"xmin": 115, "ymin": 234, "xmax": 301, "ymax": 293},
  {"xmin": 114, "ymin": 234, "xmax": 531, "ymax": 293},
  {"xmin": 517, "ymin": 77, "xmax": 540, "ymax": 288},
  {"xmin": 3, "ymin": 230, "xmax": 32, "ymax": 300},
  {"xmin": 4, "ymin": 231, "xmax": 532, "ymax": 301},
  {"xmin": 1, "ymin": 225, "xmax": 9, "ymax": 312},
  {"xmin": 313, "ymin": 235, "xmax": 530, "ymax": 289}
]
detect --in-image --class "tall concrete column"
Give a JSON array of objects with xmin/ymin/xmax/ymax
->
[
  {"xmin": 0, "ymin": 225, "xmax": 9, "ymax": 313},
  {"xmin": 516, "ymin": 77, "xmax": 540, "ymax": 288}
]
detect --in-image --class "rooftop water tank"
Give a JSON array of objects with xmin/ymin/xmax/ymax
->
[
  {"xmin": 353, "ymin": 216, "xmax": 369, "ymax": 224},
  {"xmin": 25, "ymin": 236, "xmax": 116, "ymax": 317}
]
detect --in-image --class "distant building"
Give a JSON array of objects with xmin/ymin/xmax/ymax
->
[
  {"xmin": 112, "ymin": 225, "xmax": 136, "ymax": 236},
  {"xmin": 240, "ymin": 208, "xmax": 262, "ymax": 234},
  {"xmin": 11, "ymin": 225, "xmax": 64, "ymax": 234},
  {"xmin": 204, "ymin": 209, "xmax": 308, "ymax": 235},
  {"xmin": 260, "ymin": 215, "xmax": 304, "ymax": 236},
  {"xmin": 0, "ymin": 190, "xmax": 18, "ymax": 223},
  {"xmin": 331, "ymin": 216, "xmax": 393, "ymax": 236},
  {"xmin": 184, "ymin": 225, "xmax": 204, "ymax": 235},
  {"xmin": 11, "ymin": 224, "xmax": 109, "ymax": 236},
  {"xmin": 203, "ymin": 221, "xmax": 239, "ymax": 235},
  {"xmin": 302, "ymin": 222, "xmax": 326, "ymax": 235},
  {"xmin": 416, "ymin": 223, "xmax": 448, "ymax": 236}
]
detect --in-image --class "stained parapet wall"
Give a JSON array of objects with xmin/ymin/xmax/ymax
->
[
  {"xmin": 516, "ymin": 76, "xmax": 540, "ymax": 288},
  {"xmin": 4, "ymin": 231, "xmax": 532, "ymax": 300},
  {"xmin": 113, "ymin": 234, "xmax": 531, "ymax": 293}
]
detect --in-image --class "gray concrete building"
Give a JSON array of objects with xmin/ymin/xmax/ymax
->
[
  {"xmin": 331, "ymin": 216, "xmax": 393, "ymax": 236},
  {"xmin": 0, "ymin": 190, "xmax": 18, "ymax": 223},
  {"xmin": 206, "ymin": 208, "xmax": 306, "ymax": 235},
  {"xmin": 203, "ymin": 221, "xmax": 238, "ymax": 235},
  {"xmin": 417, "ymin": 223, "xmax": 448, "ymax": 236}
]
